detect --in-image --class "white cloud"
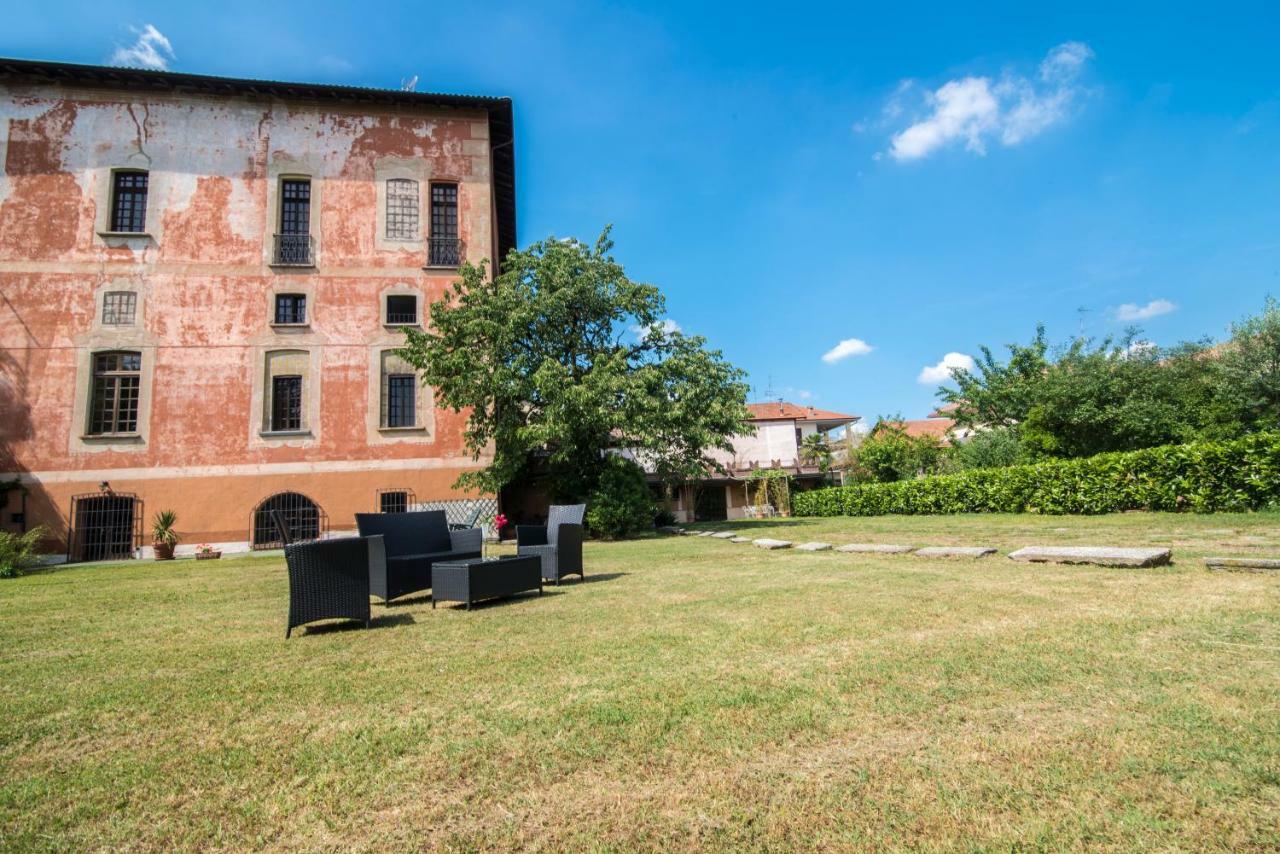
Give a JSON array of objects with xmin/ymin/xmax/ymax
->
[
  {"xmin": 110, "ymin": 24, "xmax": 175, "ymax": 71},
  {"xmin": 918, "ymin": 352, "xmax": 975, "ymax": 384},
  {"xmin": 1114, "ymin": 299, "xmax": 1176, "ymax": 322},
  {"xmin": 885, "ymin": 41, "xmax": 1092, "ymax": 161},
  {"xmin": 822, "ymin": 338, "xmax": 874, "ymax": 364},
  {"xmin": 889, "ymin": 77, "xmax": 1000, "ymax": 160},
  {"xmin": 632, "ymin": 318, "xmax": 681, "ymax": 338},
  {"xmin": 400, "ymin": 75, "xmax": 420, "ymax": 92}
]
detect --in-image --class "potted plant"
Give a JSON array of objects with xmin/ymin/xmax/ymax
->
[
  {"xmin": 151, "ymin": 510, "xmax": 179, "ymax": 560},
  {"xmin": 195, "ymin": 543, "xmax": 221, "ymax": 561}
]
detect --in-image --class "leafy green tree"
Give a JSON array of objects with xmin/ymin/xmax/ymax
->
[
  {"xmin": 940, "ymin": 326, "xmax": 1049, "ymax": 430},
  {"xmin": 948, "ymin": 426, "xmax": 1023, "ymax": 470},
  {"xmin": 585, "ymin": 456, "xmax": 655, "ymax": 539},
  {"xmin": 399, "ymin": 228, "xmax": 750, "ymax": 502},
  {"xmin": 798, "ymin": 432, "xmax": 834, "ymax": 472},
  {"xmin": 1220, "ymin": 296, "xmax": 1280, "ymax": 431},
  {"xmin": 849, "ymin": 419, "xmax": 945, "ymax": 483}
]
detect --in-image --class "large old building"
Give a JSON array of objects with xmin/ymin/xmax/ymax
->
[{"xmin": 0, "ymin": 58, "xmax": 515, "ymax": 560}]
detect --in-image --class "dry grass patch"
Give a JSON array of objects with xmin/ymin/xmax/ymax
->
[{"xmin": 1, "ymin": 512, "xmax": 1278, "ymax": 849}]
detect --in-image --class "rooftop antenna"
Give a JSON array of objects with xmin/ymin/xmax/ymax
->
[{"xmin": 763, "ymin": 374, "xmax": 779, "ymax": 403}]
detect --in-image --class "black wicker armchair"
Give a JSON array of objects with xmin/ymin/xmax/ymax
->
[
  {"xmin": 517, "ymin": 504, "xmax": 585, "ymax": 584},
  {"xmin": 284, "ymin": 535, "xmax": 378, "ymax": 638},
  {"xmin": 355, "ymin": 510, "xmax": 482, "ymax": 604}
]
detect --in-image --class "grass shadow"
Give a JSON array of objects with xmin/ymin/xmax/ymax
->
[
  {"xmin": 434, "ymin": 589, "xmax": 565, "ymax": 611},
  {"xmin": 297, "ymin": 612, "xmax": 416, "ymax": 636}
]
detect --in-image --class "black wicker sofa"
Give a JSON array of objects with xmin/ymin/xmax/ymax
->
[{"xmin": 354, "ymin": 510, "xmax": 482, "ymax": 604}]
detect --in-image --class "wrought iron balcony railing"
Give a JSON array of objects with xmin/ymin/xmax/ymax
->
[
  {"xmin": 273, "ymin": 233, "xmax": 314, "ymax": 266},
  {"xmin": 426, "ymin": 237, "xmax": 464, "ymax": 268}
]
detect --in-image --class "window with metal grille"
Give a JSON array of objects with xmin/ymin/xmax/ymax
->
[
  {"xmin": 89, "ymin": 351, "xmax": 142, "ymax": 435},
  {"xmin": 274, "ymin": 293, "xmax": 307, "ymax": 325},
  {"xmin": 428, "ymin": 182, "xmax": 460, "ymax": 266},
  {"xmin": 271, "ymin": 375, "xmax": 303, "ymax": 431},
  {"xmin": 102, "ymin": 291, "xmax": 137, "ymax": 326},
  {"xmin": 383, "ymin": 374, "xmax": 416, "ymax": 428},
  {"xmin": 386, "ymin": 178, "xmax": 419, "ymax": 240},
  {"xmin": 379, "ymin": 489, "xmax": 412, "ymax": 514},
  {"xmin": 385, "ymin": 294, "xmax": 417, "ymax": 325},
  {"xmin": 110, "ymin": 171, "xmax": 148, "ymax": 233},
  {"xmin": 279, "ymin": 179, "xmax": 311, "ymax": 235},
  {"xmin": 252, "ymin": 491, "xmax": 326, "ymax": 549}
]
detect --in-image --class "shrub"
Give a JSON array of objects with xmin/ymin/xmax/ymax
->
[
  {"xmin": 794, "ymin": 433, "xmax": 1280, "ymax": 517},
  {"xmin": 586, "ymin": 457, "xmax": 655, "ymax": 539},
  {"xmin": 949, "ymin": 426, "xmax": 1023, "ymax": 470},
  {"xmin": 0, "ymin": 526, "xmax": 47, "ymax": 579}
]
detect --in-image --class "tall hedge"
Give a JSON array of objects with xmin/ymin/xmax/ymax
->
[{"xmin": 794, "ymin": 433, "xmax": 1280, "ymax": 517}]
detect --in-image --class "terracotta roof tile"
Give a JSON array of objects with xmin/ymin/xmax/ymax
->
[{"xmin": 746, "ymin": 402, "xmax": 859, "ymax": 423}]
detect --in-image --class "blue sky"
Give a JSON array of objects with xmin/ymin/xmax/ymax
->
[{"xmin": 7, "ymin": 1, "xmax": 1280, "ymax": 422}]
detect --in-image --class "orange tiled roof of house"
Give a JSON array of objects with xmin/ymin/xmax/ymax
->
[
  {"xmin": 928, "ymin": 402, "xmax": 960, "ymax": 418},
  {"xmin": 878, "ymin": 418, "xmax": 957, "ymax": 443},
  {"xmin": 746, "ymin": 402, "xmax": 859, "ymax": 424}
]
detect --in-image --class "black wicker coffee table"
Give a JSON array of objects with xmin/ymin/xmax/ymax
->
[{"xmin": 431, "ymin": 555, "xmax": 543, "ymax": 609}]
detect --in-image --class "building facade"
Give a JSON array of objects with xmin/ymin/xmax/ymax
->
[
  {"xmin": 656, "ymin": 402, "xmax": 859, "ymax": 522},
  {"xmin": 0, "ymin": 59, "xmax": 515, "ymax": 560}
]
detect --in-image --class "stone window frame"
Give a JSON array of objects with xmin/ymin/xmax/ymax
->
[
  {"xmin": 101, "ymin": 291, "xmax": 138, "ymax": 327},
  {"xmin": 380, "ymin": 282, "xmax": 425, "ymax": 329},
  {"xmin": 250, "ymin": 346, "xmax": 322, "ymax": 447},
  {"xmin": 374, "ymin": 160, "xmax": 426, "ymax": 253},
  {"xmin": 69, "ymin": 345, "xmax": 155, "ymax": 452},
  {"xmin": 264, "ymin": 157, "xmax": 323, "ymax": 270},
  {"xmin": 94, "ymin": 164, "xmax": 156, "ymax": 243},
  {"xmin": 366, "ymin": 344, "xmax": 434, "ymax": 444},
  {"xmin": 92, "ymin": 280, "xmax": 146, "ymax": 332},
  {"xmin": 68, "ymin": 281, "xmax": 154, "ymax": 454},
  {"xmin": 265, "ymin": 280, "xmax": 316, "ymax": 333}
]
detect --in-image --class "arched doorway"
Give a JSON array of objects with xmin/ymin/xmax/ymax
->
[{"xmin": 251, "ymin": 492, "xmax": 326, "ymax": 549}]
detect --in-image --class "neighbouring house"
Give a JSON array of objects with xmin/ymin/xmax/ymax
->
[
  {"xmin": 877, "ymin": 403, "xmax": 975, "ymax": 446},
  {"xmin": 649, "ymin": 401, "xmax": 859, "ymax": 522},
  {"xmin": 0, "ymin": 58, "xmax": 516, "ymax": 560}
]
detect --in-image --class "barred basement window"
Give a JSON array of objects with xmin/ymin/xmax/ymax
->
[
  {"xmin": 378, "ymin": 489, "xmax": 414, "ymax": 514},
  {"xmin": 271, "ymin": 375, "xmax": 303, "ymax": 431},
  {"xmin": 386, "ymin": 178, "xmax": 419, "ymax": 240},
  {"xmin": 109, "ymin": 171, "xmax": 148, "ymax": 233},
  {"xmin": 89, "ymin": 351, "xmax": 141, "ymax": 435},
  {"xmin": 274, "ymin": 293, "xmax": 307, "ymax": 325},
  {"xmin": 383, "ymin": 374, "xmax": 416, "ymax": 428},
  {"xmin": 102, "ymin": 291, "xmax": 137, "ymax": 326},
  {"xmin": 385, "ymin": 294, "xmax": 417, "ymax": 325}
]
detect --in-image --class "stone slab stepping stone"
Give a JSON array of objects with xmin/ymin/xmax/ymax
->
[
  {"xmin": 729, "ymin": 537, "xmax": 751, "ymax": 543},
  {"xmin": 658, "ymin": 526, "xmax": 683, "ymax": 534},
  {"xmin": 1205, "ymin": 556, "xmax": 1280, "ymax": 572},
  {"xmin": 711, "ymin": 531, "xmax": 737, "ymax": 539},
  {"xmin": 836, "ymin": 543, "xmax": 915, "ymax": 554},
  {"xmin": 697, "ymin": 531, "xmax": 716, "ymax": 537},
  {"xmin": 753, "ymin": 538, "xmax": 792, "ymax": 550},
  {"xmin": 914, "ymin": 546, "xmax": 997, "ymax": 559},
  {"xmin": 1008, "ymin": 546, "xmax": 1171, "ymax": 567},
  {"xmin": 796, "ymin": 542, "xmax": 832, "ymax": 551}
]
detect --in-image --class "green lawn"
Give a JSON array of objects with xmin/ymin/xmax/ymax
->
[{"xmin": 2, "ymin": 513, "xmax": 1279, "ymax": 849}]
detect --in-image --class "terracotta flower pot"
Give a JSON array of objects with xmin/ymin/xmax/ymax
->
[
  {"xmin": 153, "ymin": 542, "xmax": 175, "ymax": 561},
  {"xmin": 195, "ymin": 551, "xmax": 221, "ymax": 560}
]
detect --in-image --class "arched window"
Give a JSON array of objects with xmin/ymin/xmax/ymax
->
[
  {"xmin": 251, "ymin": 492, "xmax": 327, "ymax": 549},
  {"xmin": 89, "ymin": 351, "xmax": 142, "ymax": 435}
]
